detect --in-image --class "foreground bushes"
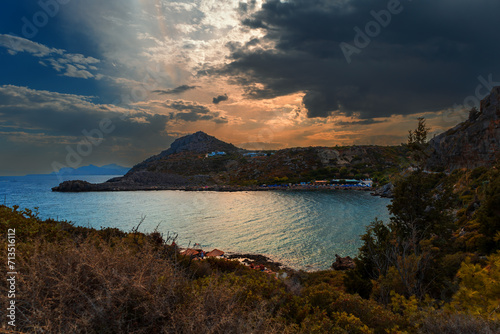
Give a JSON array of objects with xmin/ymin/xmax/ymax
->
[
  {"xmin": 0, "ymin": 206, "xmax": 287, "ymax": 333},
  {"xmin": 1, "ymin": 205, "xmax": 499, "ymax": 333}
]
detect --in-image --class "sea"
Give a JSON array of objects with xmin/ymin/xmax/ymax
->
[{"xmin": 0, "ymin": 175, "xmax": 391, "ymax": 271}]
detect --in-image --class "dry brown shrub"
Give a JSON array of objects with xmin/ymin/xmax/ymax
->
[
  {"xmin": 419, "ymin": 311, "xmax": 500, "ymax": 334},
  {"xmin": 1, "ymin": 237, "xmax": 290, "ymax": 334}
]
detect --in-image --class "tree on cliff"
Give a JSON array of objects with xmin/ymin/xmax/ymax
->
[{"xmin": 407, "ymin": 117, "xmax": 430, "ymax": 169}]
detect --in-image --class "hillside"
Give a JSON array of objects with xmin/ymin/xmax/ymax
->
[
  {"xmin": 52, "ymin": 136, "xmax": 409, "ymax": 191},
  {"xmin": 427, "ymin": 87, "xmax": 500, "ymax": 171}
]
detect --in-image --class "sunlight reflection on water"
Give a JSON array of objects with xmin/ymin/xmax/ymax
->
[{"xmin": 0, "ymin": 175, "xmax": 391, "ymax": 270}]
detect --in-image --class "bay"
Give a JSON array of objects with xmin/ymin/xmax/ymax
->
[{"xmin": 0, "ymin": 175, "xmax": 391, "ymax": 271}]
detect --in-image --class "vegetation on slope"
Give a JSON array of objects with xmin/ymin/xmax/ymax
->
[
  {"xmin": 344, "ymin": 119, "xmax": 500, "ymax": 332},
  {"xmin": 134, "ymin": 145, "xmax": 408, "ymax": 187},
  {"xmin": 1, "ymin": 198, "xmax": 499, "ymax": 333}
]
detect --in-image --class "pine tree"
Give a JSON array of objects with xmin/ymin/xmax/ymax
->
[
  {"xmin": 347, "ymin": 118, "xmax": 455, "ymax": 301},
  {"xmin": 407, "ymin": 117, "xmax": 430, "ymax": 169}
]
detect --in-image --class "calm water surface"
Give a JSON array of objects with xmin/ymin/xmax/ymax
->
[{"xmin": 0, "ymin": 175, "xmax": 391, "ymax": 270}]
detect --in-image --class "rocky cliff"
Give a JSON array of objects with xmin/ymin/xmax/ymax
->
[{"xmin": 427, "ymin": 87, "xmax": 500, "ymax": 171}]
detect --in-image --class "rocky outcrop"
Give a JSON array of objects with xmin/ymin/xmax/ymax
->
[
  {"xmin": 317, "ymin": 148, "xmax": 340, "ymax": 165},
  {"xmin": 52, "ymin": 172, "xmax": 204, "ymax": 192},
  {"xmin": 331, "ymin": 255, "xmax": 356, "ymax": 271},
  {"xmin": 122, "ymin": 131, "xmax": 240, "ymax": 179},
  {"xmin": 52, "ymin": 180, "xmax": 96, "ymax": 192},
  {"xmin": 427, "ymin": 87, "xmax": 500, "ymax": 171},
  {"xmin": 372, "ymin": 182, "xmax": 394, "ymax": 198}
]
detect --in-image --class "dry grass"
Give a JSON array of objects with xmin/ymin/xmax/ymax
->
[
  {"xmin": 2, "ymin": 237, "xmax": 290, "ymax": 334},
  {"xmin": 419, "ymin": 311, "xmax": 500, "ymax": 334}
]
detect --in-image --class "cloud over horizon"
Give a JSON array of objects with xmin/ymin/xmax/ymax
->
[
  {"xmin": 218, "ymin": 0, "xmax": 500, "ymax": 119},
  {"xmin": 0, "ymin": 85, "xmax": 229, "ymax": 174}
]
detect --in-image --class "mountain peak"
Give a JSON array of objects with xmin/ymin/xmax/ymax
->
[{"xmin": 157, "ymin": 132, "xmax": 238, "ymax": 158}]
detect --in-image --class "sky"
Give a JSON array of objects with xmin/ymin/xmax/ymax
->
[{"xmin": 1, "ymin": 0, "xmax": 500, "ymax": 175}]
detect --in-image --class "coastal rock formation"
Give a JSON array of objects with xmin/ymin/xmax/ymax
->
[
  {"xmin": 52, "ymin": 180, "xmax": 95, "ymax": 192},
  {"xmin": 52, "ymin": 173, "xmax": 197, "ymax": 192},
  {"xmin": 427, "ymin": 87, "xmax": 500, "ymax": 171},
  {"xmin": 331, "ymin": 255, "xmax": 356, "ymax": 271},
  {"xmin": 373, "ymin": 182, "xmax": 394, "ymax": 198},
  {"xmin": 53, "ymin": 132, "xmax": 239, "ymax": 192},
  {"xmin": 226, "ymin": 253, "xmax": 283, "ymax": 271}
]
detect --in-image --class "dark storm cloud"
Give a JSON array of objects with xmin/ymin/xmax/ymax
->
[
  {"xmin": 220, "ymin": 0, "xmax": 500, "ymax": 118},
  {"xmin": 164, "ymin": 100, "xmax": 211, "ymax": 114},
  {"xmin": 163, "ymin": 100, "xmax": 228, "ymax": 123},
  {"xmin": 153, "ymin": 85, "xmax": 199, "ymax": 95},
  {"xmin": 0, "ymin": 85, "xmax": 169, "ymax": 139},
  {"xmin": 170, "ymin": 112, "xmax": 227, "ymax": 123},
  {"xmin": 212, "ymin": 94, "xmax": 229, "ymax": 104},
  {"xmin": 0, "ymin": 87, "xmax": 228, "ymax": 140},
  {"xmin": 336, "ymin": 119, "xmax": 386, "ymax": 127}
]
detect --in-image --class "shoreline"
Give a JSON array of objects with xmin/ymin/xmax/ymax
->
[
  {"xmin": 179, "ymin": 247, "xmax": 305, "ymax": 273},
  {"xmin": 51, "ymin": 180, "xmax": 379, "ymax": 194}
]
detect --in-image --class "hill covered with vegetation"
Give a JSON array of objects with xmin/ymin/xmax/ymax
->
[{"xmin": 52, "ymin": 133, "xmax": 409, "ymax": 191}]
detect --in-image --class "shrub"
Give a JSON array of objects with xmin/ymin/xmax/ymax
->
[
  {"xmin": 420, "ymin": 311, "xmax": 500, "ymax": 334},
  {"xmin": 0, "ymin": 205, "xmax": 291, "ymax": 333},
  {"xmin": 448, "ymin": 252, "xmax": 500, "ymax": 321}
]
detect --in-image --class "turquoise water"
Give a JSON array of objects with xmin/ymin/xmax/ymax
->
[{"xmin": 0, "ymin": 175, "xmax": 391, "ymax": 270}]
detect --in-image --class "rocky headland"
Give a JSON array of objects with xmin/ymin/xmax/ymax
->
[{"xmin": 52, "ymin": 132, "xmax": 408, "ymax": 192}]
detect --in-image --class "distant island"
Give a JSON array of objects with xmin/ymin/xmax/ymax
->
[
  {"xmin": 52, "ymin": 87, "xmax": 500, "ymax": 193},
  {"xmin": 28, "ymin": 164, "xmax": 130, "ymax": 177}
]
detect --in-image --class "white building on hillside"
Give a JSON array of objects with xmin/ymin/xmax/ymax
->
[{"xmin": 206, "ymin": 151, "xmax": 227, "ymax": 157}]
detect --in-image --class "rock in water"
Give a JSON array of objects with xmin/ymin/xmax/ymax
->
[{"xmin": 52, "ymin": 180, "xmax": 94, "ymax": 192}]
